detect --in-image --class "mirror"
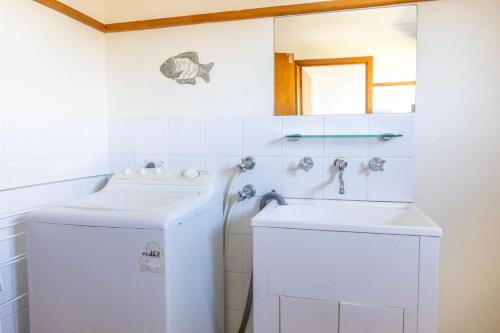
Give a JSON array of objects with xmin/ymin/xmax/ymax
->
[{"xmin": 274, "ymin": 6, "xmax": 417, "ymax": 116}]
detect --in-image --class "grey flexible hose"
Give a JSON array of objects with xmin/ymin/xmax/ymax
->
[{"xmin": 238, "ymin": 190, "xmax": 287, "ymax": 333}]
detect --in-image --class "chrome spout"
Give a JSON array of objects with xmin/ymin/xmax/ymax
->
[{"xmin": 334, "ymin": 157, "xmax": 348, "ymax": 195}]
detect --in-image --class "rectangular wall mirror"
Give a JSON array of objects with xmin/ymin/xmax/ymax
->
[{"xmin": 274, "ymin": 6, "xmax": 417, "ymax": 116}]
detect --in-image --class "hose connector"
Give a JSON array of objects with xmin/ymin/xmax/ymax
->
[{"xmin": 239, "ymin": 184, "xmax": 256, "ymax": 202}]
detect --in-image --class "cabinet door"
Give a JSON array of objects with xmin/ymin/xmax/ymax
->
[
  {"xmin": 280, "ymin": 296, "xmax": 339, "ymax": 333},
  {"xmin": 339, "ymin": 303, "xmax": 403, "ymax": 333}
]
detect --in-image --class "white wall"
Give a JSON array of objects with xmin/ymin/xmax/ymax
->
[
  {"xmin": 2, "ymin": 1, "xmax": 500, "ymax": 332},
  {"xmin": 106, "ymin": 19, "xmax": 274, "ymax": 118},
  {"xmin": 106, "ymin": 2, "xmax": 500, "ymax": 332},
  {"xmin": 0, "ymin": 2, "xmax": 109, "ymax": 332},
  {"xmin": 416, "ymin": 0, "xmax": 500, "ymax": 332}
]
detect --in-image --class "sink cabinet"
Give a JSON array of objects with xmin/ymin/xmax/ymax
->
[{"xmin": 253, "ymin": 227, "xmax": 440, "ymax": 333}]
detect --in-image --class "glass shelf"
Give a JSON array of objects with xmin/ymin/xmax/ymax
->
[{"xmin": 285, "ymin": 133, "xmax": 403, "ymax": 141}]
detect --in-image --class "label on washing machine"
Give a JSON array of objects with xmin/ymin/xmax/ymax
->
[{"xmin": 139, "ymin": 241, "xmax": 164, "ymax": 274}]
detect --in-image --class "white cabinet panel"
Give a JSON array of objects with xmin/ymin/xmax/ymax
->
[
  {"xmin": 253, "ymin": 226, "xmax": 440, "ymax": 333},
  {"xmin": 280, "ymin": 296, "xmax": 339, "ymax": 333},
  {"xmin": 417, "ymin": 237, "xmax": 440, "ymax": 333},
  {"xmin": 339, "ymin": 303, "xmax": 403, "ymax": 333},
  {"xmin": 268, "ymin": 229, "xmax": 419, "ymax": 308}
]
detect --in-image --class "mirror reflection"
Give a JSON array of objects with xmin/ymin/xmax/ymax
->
[{"xmin": 274, "ymin": 6, "xmax": 417, "ymax": 116}]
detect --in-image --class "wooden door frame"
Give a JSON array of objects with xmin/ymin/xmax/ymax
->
[{"xmin": 295, "ymin": 56, "xmax": 373, "ymax": 114}]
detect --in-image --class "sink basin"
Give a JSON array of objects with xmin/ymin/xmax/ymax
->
[{"xmin": 252, "ymin": 199, "xmax": 442, "ymax": 237}]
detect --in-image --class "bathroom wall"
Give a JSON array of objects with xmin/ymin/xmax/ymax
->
[
  {"xmin": 416, "ymin": 0, "xmax": 500, "ymax": 332},
  {"xmin": 105, "ymin": 2, "xmax": 500, "ymax": 331},
  {"xmin": 0, "ymin": 2, "xmax": 109, "ymax": 332},
  {"xmin": 105, "ymin": 19, "xmax": 274, "ymax": 118},
  {"xmin": 3, "ymin": 1, "xmax": 499, "ymax": 333},
  {"xmin": 108, "ymin": 113, "xmax": 415, "ymax": 331}
]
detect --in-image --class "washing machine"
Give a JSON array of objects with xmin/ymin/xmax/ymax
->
[{"xmin": 26, "ymin": 168, "xmax": 224, "ymax": 333}]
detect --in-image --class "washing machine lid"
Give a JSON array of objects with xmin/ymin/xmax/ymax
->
[{"xmin": 27, "ymin": 169, "xmax": 221, "ymax": 229}]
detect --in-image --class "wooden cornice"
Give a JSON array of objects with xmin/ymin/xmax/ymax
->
[{"xmin": 34, "ymin": 0, "xmax": 433, "ymax": 33}]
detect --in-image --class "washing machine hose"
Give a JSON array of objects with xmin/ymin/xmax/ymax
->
[{"xmin": 237, "ymin": 191, "xmax": 287, "ymax": 333}]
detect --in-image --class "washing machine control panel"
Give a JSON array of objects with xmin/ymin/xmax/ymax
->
[
  {"xmin": 181, "ymin": 168, "xmax": 200, "ymax": 180},
  {"xmin": 109, "ymin": 168, "xmax": 214, "ymax": 186}
]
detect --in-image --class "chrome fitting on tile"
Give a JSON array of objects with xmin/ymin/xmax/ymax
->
[
  {"xmin": 369, "ymin": 157, "xmax": 386, "ymax": 172},
  {"xmin": 239, "ymin": 184, "xmax": 256, "ymax": 201},
  {"xmin": 334, "ymin": 157, "xmax": 348, "ymax": 195},
  {"xmin": 239, "ymin": 156, "xmax": 256, "ymax": 173},
  {"xmin": 299, "ymin": 157, "xmax": 315, "ymax": 172}
]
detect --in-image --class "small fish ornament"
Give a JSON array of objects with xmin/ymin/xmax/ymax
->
[{"xmin": 160, "ymin": 51, "xmax": 214, "ymax": 85}]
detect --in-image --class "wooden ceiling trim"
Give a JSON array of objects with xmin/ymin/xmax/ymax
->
[
  {"xmin": 35, "ymin": 0, "xmax": 433, "ymax": 33},
  {"xmin": 34, "ymin": 0, "xmax": 106, "ymax": 32},
  {"xmin": 105, "ymin": 0, "xmax": 430, "ymax": 33}
]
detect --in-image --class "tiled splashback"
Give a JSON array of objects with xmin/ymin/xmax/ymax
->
[
  {"xmin": 109, "ymin": 113, "xmax": 415, "ymax": 202},
  {"xmin": 0, "ymin": 116, "xmax": 109, "ymax": 192}
]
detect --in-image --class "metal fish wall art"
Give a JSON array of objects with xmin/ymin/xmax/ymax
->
[{"xmin": 160, "ymin": 51, "xmax": 214, "ymax": 85}]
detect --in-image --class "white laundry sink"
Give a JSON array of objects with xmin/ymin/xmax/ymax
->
[
  {"xmin": 252, "ymin": 199, "xmax": 442, "ymax": 237},
  {"xmin": 252, "ymin": 199, "xmax": 442, "ymax": 333}
]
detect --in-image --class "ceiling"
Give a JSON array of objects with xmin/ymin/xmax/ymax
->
[
  {"xmin": 60, "ymin": 0, "xmax": 323, "ymax": 23},
  {"xmin": 275, "ymin": 5, "xmax": 417, "ymax": 43}
]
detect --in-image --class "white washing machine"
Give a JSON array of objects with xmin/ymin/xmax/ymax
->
[{"xmin": 26, "ymin": 168, "xmax": 224, "ymax": 333}]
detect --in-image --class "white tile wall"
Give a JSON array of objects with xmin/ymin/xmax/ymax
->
[
  {"xmin": 282, "ymin": 116, "xmax": 324, "ymax": 156},
  {"xmin": 0, "ymin": 116, "xmax": 109, "ymax": 191},
  {"xmin": 48, "ymin": 118, "xmax": 85, "ymax": 158},
  {"xmin": 0, "ymin": 191, "xmax": 9, "ymax": 216},
  {"xmin": 241, "ymin": 116, "xmax": 281, "ymax": 156},
  {"xmin": 0, "ymin": 112, "xmax": 109, "ymax": 333},
  {"xmin": 0, "ymin": 294, "xmax": 29, "ymax": 333},
  {"xmin": 135, "ymin": 118, "xmax": 168, "ymax": 156},
  {"xmin": 0, "ymin": 113, "xmax": 417, "ymax": 333},
  {"xmin": 205, "ymin": 117, "xmax": 242, "ymax": 156},
  {"xmin": 4, "ymin": 116, "xmax": 50, "ymax": 161},
  {"xmin": 241, "ymin": 156, "xmax": 281, "ymax": 196},
  {"xmin": 109, "ymin": 113, "xmax": 415, "ymax": 332},
  {"xmin": 0, "ymin": 115, "xmax": 6, "ymax": 163},
  {"xmin": 282, "ymin": 156, "xmax": 324, "ymax": 199},
  {"xmin": 0, "ymin": 176, "xmax": 109, "ymax": 333},
  {"xmin": 168, "ymin": 117, "xmax": 204, "ymax": 155},
  {"xmin": 324, "ymin": 115, "xmax": 369, "ymax": 157},
  {"xmin": 108, "ymin": 119, "xmax": 135, "ymax": 156},
  {"xmin": 109, "ymin": 114, "xmax": 414, "ymax": 202},
  {"xmin": 368, "ymin": 114, "xmax": 415, "ymax": 157},
  {"xmin": 323, "ymin": 157, "xmax": 369, "ymax": 200}
]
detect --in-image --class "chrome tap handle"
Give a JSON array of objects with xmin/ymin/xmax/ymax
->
[
  {"xmin": 299, "ymin": 157, "xmax": 314, "ymax": 172},
  {"xmin": 369, "ymin": 157, "xmax": 386, "ymax": 172},
  {"xmin": 239, "ymin": 184, "xmax": 256, "ymax": 201},
  {"xmin": 239, "ymin": 156, "xmax": 256, "ymax": 172},
  {"xmin": 334, "ymin": 158, "xmax": 348, "ymax": 195}
]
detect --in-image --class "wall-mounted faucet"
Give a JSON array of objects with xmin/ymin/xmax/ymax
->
[
  {"xmin": 239, "ymin": 184, "xmax": 257, "ymax": 201},
  {"xmin": 369, "ymin": 157, "xmax": 386, "ymax": 172},
  {"xmin": 334, "ymin": 157, "xmax": 348, "ymax": 195},
  {"xmin": 299, "ymin": 157, "xmax": 315, "ymax": 172},
  {"xmin": 239, "ymin": 156, "xmax": 256, "ymax": 173}
]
